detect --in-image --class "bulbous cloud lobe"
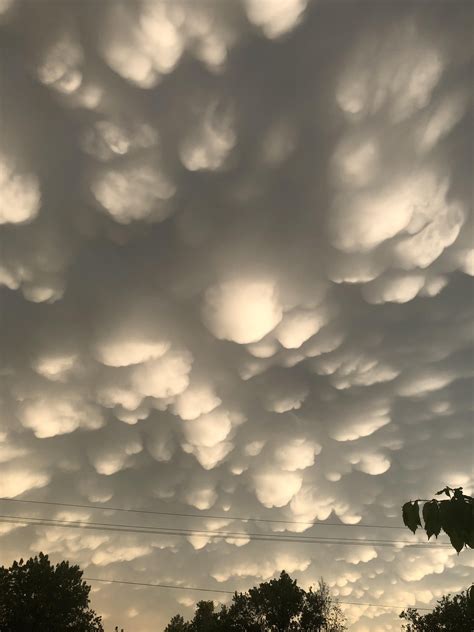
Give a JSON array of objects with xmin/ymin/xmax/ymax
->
[{"xmin": 202, "ymin": 279, "xmax": 283, "ymax": 344}]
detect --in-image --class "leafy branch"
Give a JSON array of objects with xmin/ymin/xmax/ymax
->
[{"xmin": 402, "ymin": 487, "xmax": 474, "ymax": 553}]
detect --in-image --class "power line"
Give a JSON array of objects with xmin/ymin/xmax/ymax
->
[
  {"xmin": 85, "ymin": 576, "xmax": 234, "ymax": 595},
  {"xmin": 0, "ymin": 515, "xmax": 451, "ymax": 548},
  {"xmin": 337, "ymin": 600, "xmax": 430, "ymax": 611},
  {"xmin": 0, "ymin": 514, "xmax": 418, "ymax": 544},
  {"xmin": 82, "ymin": 576, "xmax": 433, "ymax": 611},
  {"xmin": 0, "ymin": 497, "xmax": 408, "ymax": 530},
  {"xmin": 0, "ymin": 514, "xmax": 446, "ymax": 546}
]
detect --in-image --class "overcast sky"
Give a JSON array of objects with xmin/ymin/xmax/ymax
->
[{"xmin": 0, "ymin": 0, "xmax": 473, "ymax": 630}]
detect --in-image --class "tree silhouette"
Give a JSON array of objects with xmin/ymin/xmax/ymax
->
[
  {"xmin": 246, "ymin": 570, "xmax": 305, "ymax": 630},
  {"xmin": 164, "ymin": 614, "xmax": 191, "ymax": 631},
  {"xmin": 402, "ymin": 486, "xmax": 474, "ymax": 552},
  {"xmin": 400, "ymin": 586, "xmax": 474, "ymax": 631},
  {"xmin": 0, "ymin": 552, "xmax": 103, "ymax": 632},
  {"xmin": 164, "ymin": 571, "xmax": 346, "ymax": 631},
  {"xmin": 189, "ymin": 601, "xmax": 222, "ymax": 632},
  {"xmin": 301, "ymin": 581, "xmax": 346, "ymax": 632}
]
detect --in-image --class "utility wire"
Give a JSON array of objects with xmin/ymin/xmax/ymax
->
[
  {"xmin": 0, "ymin": 497, "xmax": 408, "ymax": 530},
  {"xmin": 0, "ymin": 514, "xmax": 417, "ymax": 543},
  {"xmin": 82, "ymin": 576, "xmax": 433, "ymax": 611},
  {"xmin": 85, "ymin": 577, "xmax": 234, "ymax": 595},
  {"xmin": 0, "ymin": 515, "xmax": 451, "ymax": 548}
]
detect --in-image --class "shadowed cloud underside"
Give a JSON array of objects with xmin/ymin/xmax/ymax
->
[{"xmin": 0, "ymin": 1, "xmax": 473, "ymax": 631}]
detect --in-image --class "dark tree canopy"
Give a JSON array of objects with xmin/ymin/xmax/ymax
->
[
  {"xmin": 402, "ymin": 486, "xmax": 474, "ymax": 552},
  {"xmin": 164, "ymin": 571, "xmax": 346, "ymax": 632},
  {"xmin": 0, "ymin": 552, "xmax": 104, "ymax": 632},
  {"xmin": 164, "ymin": 614, "xmax": 191, "ymax": 632},
  {"xmin": 400, "ymin": 586, "xmax": 474, "ymax": 631}
]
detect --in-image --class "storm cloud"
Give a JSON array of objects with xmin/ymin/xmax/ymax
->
[{"xmin": 0, "ymin": 1, "xmax": 473, "ymax": 630}]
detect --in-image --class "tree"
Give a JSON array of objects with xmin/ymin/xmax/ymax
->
[
  {"xmin": 164, "ymin": 614, "xmax": 191, "ymax": 631},
  {"xmin": 302, "ymin": 580, "xmax": 346, "ymax": 632},
  {"xmin": 400, "ymin": 586, "xmax": 474, "ymax": 631},
  {"xmin": 0, "ymin": 552, "xmax": 104, "ymax": 632},
  {"xmin": 219, "ymin": 592, "xmax": 262, "ymax": 632},
  {"xmin": 246, "ymin": 570, "xmax": 305, "ymax": 630},
  {"xmin": 189, "ymin": 601, "xmax": 222, "ymax": 632},
  {"xmin": 164, "ymin": 571, "xmax": 347, "ymax": 631},
  {"xmin": 402, "ymin": 486, "xmax": 474, "ymax": 552}
]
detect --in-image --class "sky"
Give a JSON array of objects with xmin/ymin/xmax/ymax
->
[{"xmin": 0, "ymin": 0, "xmax": 473, "ymax": 630}]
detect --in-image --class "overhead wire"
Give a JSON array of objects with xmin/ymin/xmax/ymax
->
[
  {"xmin": 0, "ymin": 497, "xmax": 408, "ymax": 530},
  {"xmin": 0, "ymin": 503, "xmax": 444, "ymax": 616},
  {"xmin": 82, "ymin": 576, "xmax": 433, "ymax": 611},
  {"xmin": 0, "ymin": 514, "xmax": 451, "ymax": 548}
]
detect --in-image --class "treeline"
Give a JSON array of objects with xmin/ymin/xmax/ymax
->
[
  {"xmin": 0, "ymin": 554, "xmax": 472, "ymax": 631},
  {"xmin": 164, "ymin": 571, "xmax": 346, "ymax": 631}
]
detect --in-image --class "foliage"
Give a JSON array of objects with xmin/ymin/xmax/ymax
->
[
  {"xmin": 402, "ymin": 486, "xmax": 474, "ymax": 552},
  {"xmin": 0, "ymin": 552, "xmax": 104, "ymax": 632},
  {"xmin": 400, "ymin": 586, "xmax": 474, "ymax": 631},
  {"xmin": 164, "ymin": 614, "xmax": 191, "ymax": 631},
  {"xmin": 164, "ymin": 571, "xmax": 347, "ymax": 632}
]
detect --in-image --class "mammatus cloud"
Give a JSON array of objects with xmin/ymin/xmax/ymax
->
[
  {"xmin": 203, "ymin": 279, "xmax": 283, "ymax": 344},
  {"xmin": 0, "ymin": 158, "xmax": 41, "ymax": 225},
  {"xmin": 0, "ymin": 1, "xmax": 472, "ymax": 631}
]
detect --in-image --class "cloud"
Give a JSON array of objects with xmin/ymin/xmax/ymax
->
[
  {"xmin": 202, "ymin": 279, "xmax": 283, "ymax": 344},
  {"xmin": 17, "ymin": 395, "xmax": 104, "ymax": 438},
  {"xmin": 0, "ymin": 2, "xmax": 472, "ymax": 631},
  {"xmin": 0, "ymin": 158, "xmax": 41, "ymax": 225},
  {"xmin": 362, "ymin": 273, "xmax": 426, "ymax": 305},
  {"xmin": 0, "ymin": 463, "xmax": 50, "ymax": 498},
  {"xmin": 276, "ymin": 307, "xmax": 330, "ymax": 349},
  {"xmin": 130, "ymin": 349, "xmax": 193, "ymax": 399},
  {"xmin": 244, "ymin": 0, "xmax": 308, "ymax": 39},
  {"xmin": 179, "ymin": 99, "xmax": 236, "ymax": 172},
  {"xmin": 253, "ymin": 469, "xmax": 303, "ymax": 508},
  {"xmin": 273, "ymin": 437, "xmax": 320, "ymax": 471},
  {"xmin": 336, "ymin": 18, "xmax": 444, "ymax": 122},
  {"xmin": 32, "ymin": 353, "xmax": 78, "ymax": 382},
  {"xmin": 330, "ymin": 171, "xmax": 444, "ymax": 255},
  {"xmin": 35, "ymin": 29, "xmax": 83, "ymax": 95},
  {"xmin": 172, "ymin": 380, "xmax": 222, "ymax": 421},
  {"xmin": 181, "ymin": 407, "xmax": 233, "ymax": 448},
  {"xmin": 90, "ymin": 158, "xmax": 176, "ymax": 224}
]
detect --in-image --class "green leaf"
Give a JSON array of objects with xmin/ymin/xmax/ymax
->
[
  {"xmin": 422, "ymin": 500, "xmax": 441, "ymax": 539},
  {"xmin": 402, "ymin": 501, "xmax": 421, "ymax": 534}
]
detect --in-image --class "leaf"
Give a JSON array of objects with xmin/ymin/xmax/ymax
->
[
  {"xmin": 450, "ymin": 498, "xmax": 467, "ymax": 534},
  {"xmin": 402, "ymin": 501, "xmax": 421, "ymax": 534},
  {"xmin": 436, "ymin": 487, "xmax": 451, "ymax": 497},
  {"xmin": 448, "ymin": 529, "xmax": 465, "ymax": 553},
  {"xmin": 465, "ymin": 528, "xmax": 474, "ymax": 549},
  {"xmin": 422, "ymin": 500, "xmax": 441, "ymax": 539},
  {"xmin": 457, "ymin": 499, "xmax": 473, "ymax": 541},
  {"xmin": 468, "ymin": 585, "xmax": 474, "ymax": 607},
  {"xmin": 439, "ymin": 499, "xmax": 455, "ymax": 536}
]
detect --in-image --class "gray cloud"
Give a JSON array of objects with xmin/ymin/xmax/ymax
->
[{"xmin": 0, "ymin": 1, "xmax": 472, "ymax": 631}]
